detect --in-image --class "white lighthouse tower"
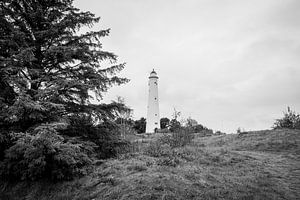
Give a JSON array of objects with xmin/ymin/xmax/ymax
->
[{"xmin": 146, "ymin": 69, "xmax": 160, "ymax": 133}]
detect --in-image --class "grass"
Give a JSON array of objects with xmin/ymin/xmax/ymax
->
[{"xmin": 1, "ymin": 129, "xmax": 299, "ymax": 199}]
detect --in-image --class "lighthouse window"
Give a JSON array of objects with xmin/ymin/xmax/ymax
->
[
  {"xmin": 154, "ymin": 97, "xmax": 157, "ymax": 100},
  {"xmin": 155, "ymin": 114, "xmax": 157, "ymax": 116},
  {"xmin": 155, "ymin": 122, "xmax": 158, "ymax": 125},
  {"xmin": 154, "ymin": 82, "xmax": 157, "ymax": 85}
]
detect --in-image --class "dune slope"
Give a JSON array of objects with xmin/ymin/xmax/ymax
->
[{"xmin": 1, "ymin": 129, "xmax": 299, "ymax": 200}]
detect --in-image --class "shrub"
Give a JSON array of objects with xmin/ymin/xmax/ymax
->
[
  {"xmin": 144, "ymin": 142, "xmax": 172, "ymax": 157},
  {"xmin": 193, "ymin": 124, "xmax": 206, "ymax": 132},
  {"xmin": 169, "ymin": 119, "xmax": 181, "ymax": 133},
  {"xmin": 119, "ymin": 124, "xmax": 138, "ymax": 137},
  {"xmin": 0, "ymin": 132, "xmax": 13, "ymax": 161},
  {"xmin": 160, "ymin": 117, "xmax": 170, "ymax": 129},
  {"xmin": 133, "ymin": 117, "xmax": 146, "ymax": 133},
  {"xmin": 62, "ymin": 115, "xmax": 130, "ymax": 159},
  {"xmin": 0, "ymin": 125, "xmax": 92, "ymax": 181},
  {"xmin": 167, "ymin": 130, "xmax": 194, "ymax": 148},
  {"xmin": 156, "ymin": 130, "xmax": 194, "ymax": 148},
  {"xmin": 273, "ymin": 107, "xmax": 300, "ymax": 130},
  {"xmin": 214, "ymin": 131, "xmax": 226, "ymax": 136},
  {"xmin": 144, "ymin": 130, "xmax": 194, "ymax": 162},
  {"xmin": 144, "ymin": 139, "xmax": 180, "ymax": 167}
]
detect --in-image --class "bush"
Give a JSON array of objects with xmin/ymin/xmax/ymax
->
[
  {"xmin": 193, "ymin": 124, "xmax": 206, "ymax": 132},
  {"xmin": 144, "ymin": 139, "xmax": 180, "ymax": 167},
  {"xmin": 0, "ymin": 115, "xmax": 132, "ymax": 182},
  {"xmin": 214, "ymin": 131, "xmax": 226, "ymax": 136},
  {"xmin": 169, "ymin": 119, "xmax": 181, "ymax": 133},
  {"xmin": 171, "ymin": 130, "xmax": 194, "ymax": 147},
  {"xmin": 144, "ymin": 142, "xmax": 172, "ymax": 157},
  {"xmin": 0, "ymin": 132, "xmax": 13, "ymax": 161},
  {"xmin": 159, "ymin": 130, "xmax": 194, "ymax": 148},
  {"xmin": 144, "ymin": 129, "xmax": 194, "ymax": 159},
  {"xmin": 0, "ymin": 113, "xmax": 132, "ymax": 181},
  {"xmin": 273, "ymin": 107, "xmax": 300, "ymax": 130},
  {"xmin": 0, "ymin": 125, "xmax": 92, "ymax": 181},
  {"xmin": 119, "ymin": 124, "xmax": 137, "ymax": 137},
  {"xmin": 133, "ymin": 117, "xmax": 146, "ymax": 133},
  {"xmin": 62, "ymin": 115, "xmax": 130, "ymax": 159}
]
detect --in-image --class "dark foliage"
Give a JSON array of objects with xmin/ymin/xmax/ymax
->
[
  {"xmin": 133, "ymin": 117, "xmax": 146, "ymax": 133},
  {"xmin": 0, "ymin": 133, "xmax": 13, "ymax": 160},
  {"xmin": 192, "ymin": 124, "xmax": 206, "ymax": 132},
  {"xmin": 0, "ymin": 0, "xmax": 128, "ymax": 181},
  {"xmin": 62, "ymin": 114, "xmax": 129, "ymax": 159},
  {"xmin": 273, "ymin": 107, "xmax": 300, "ymax": 130},
  {"xmin": 160, "ymin": 117, "xmax": 170, "ymax": 129},
  {"xmin": 1, "ymin": 126, "xmax": 92, "ymax": 181},
  {"xmin": 159, "ymin": 129, "xmax": 194, "ymax": 148},
  {"xmin": 169, "ymin": 119, "xmax": 181, "ymax": 132},
  {"xmin": 214, "ymin": 130, "xmax": 226, "ymax": 135},
  {"xmin": 115, "ymin": 117, "xmax": 134, "ymax": 127}
]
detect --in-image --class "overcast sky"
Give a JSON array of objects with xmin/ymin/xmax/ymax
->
[{"xmin": 74, "ymin": 0, "xmax": 300, "ymax": 133}]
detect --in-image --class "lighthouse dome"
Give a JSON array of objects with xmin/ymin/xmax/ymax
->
[{"xmin": 149, "ymin": 69, "xmax": 158, "ymax": 78}]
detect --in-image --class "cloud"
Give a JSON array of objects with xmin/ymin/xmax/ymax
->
[{"xmin": 75, "ymin": 0, "xmax": 300, "ymax": 133}]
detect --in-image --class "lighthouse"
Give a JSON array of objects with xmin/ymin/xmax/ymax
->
[{"xmin": 146, "ymin": 69, "xmax": 160, "ymax": 133}]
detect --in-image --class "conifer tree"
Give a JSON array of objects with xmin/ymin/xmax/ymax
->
[{"xmin": 0, "ymin": 0, "xmax": 128, "ymax": 180}]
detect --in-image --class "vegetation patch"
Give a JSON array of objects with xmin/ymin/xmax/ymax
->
[{"xmin": 1, "ymin": 129, "xmax": 300, "ymax": 199}]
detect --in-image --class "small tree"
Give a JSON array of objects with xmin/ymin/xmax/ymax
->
[
  {"xmin": 133, "ymin": 117, "xmax": 146, "ymax": 133},
  {"xmin": 172, "ymin": 108, "xmax": 181, "ymax": 121},
  {"xmin": 273, "ymin": 107, "xmax": 300, "ymax": 130},
  {"xmin": 160, "ymin": 117, "xmax": 170, "ymax": 129},
  {"xmin": 185, "ymin": 117, "xmax": 198, "ymax": 127},
  {"xmin": 193, "ymin": 124, "xmax": 206, "ymax": 132},
  {"xmin": 115, "ymin": 96, "xmax": 133, "ymax": 138},
  {"xmin": 169, "ymin": 108, "xmax": 182, "ymax": 132}
]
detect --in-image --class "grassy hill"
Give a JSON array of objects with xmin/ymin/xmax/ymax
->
[{"xmin": 1, "ymin": 129, "xmax": 299, "ymax": 200}]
